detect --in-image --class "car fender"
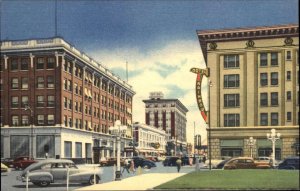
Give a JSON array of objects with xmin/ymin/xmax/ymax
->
[
  {"xmin": 69, "ymin": 168, "xmax": 102, "ymax": 179},
  {"xmin": 29, "ymin": 172, "xmax": 53, "ymax": 182}
]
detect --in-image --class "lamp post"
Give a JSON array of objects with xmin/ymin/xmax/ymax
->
[
  {"xmin": 25, "ymin": 105, "xmax": 33, "ymax": 159},
  {"xmin": 267, "ymin": 129, "xmax": 281, "ymax": 167},
  {"xmin": 246, "ymin": 137, "xmax": 256, "ymax": 158},
  {"xmin": 208, "ymin": 80, "xmax": 212, "ymax": 170},
  {"xmin": 109, "ymin": 120, "xmax": 127, "ymax": 181}
]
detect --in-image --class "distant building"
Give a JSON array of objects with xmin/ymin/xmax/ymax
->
[
  {"xmin": 132, "ymin": 123, "xmax": 167, "ymax": 156},
  {"xmin": 197, "ymin": 24, "xmax": 299, "ymax": 160},
  {"xmin": 143, "ymin": 92, "xmax": 188, "ymax": 155},
  {"xmin": 0, "ymin": 37, "xmax": 135, "ymax": 162}
]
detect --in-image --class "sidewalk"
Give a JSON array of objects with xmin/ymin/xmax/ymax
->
[{"xmin": 75, "ymin": 173, "xmax": 187, "ymax": 191}]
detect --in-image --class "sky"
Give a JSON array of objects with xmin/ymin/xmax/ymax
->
[{"xmin": 1, "ymin": 0, "xmax": 298, "ymax": 145}]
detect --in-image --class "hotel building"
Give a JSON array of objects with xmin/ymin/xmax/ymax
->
[
  {"xmin": 197, "ymin": 24, "xmax": 299, "ymax": 160},
  {"xmin": 143, "ymin": 92, "xmax": 188, "ymax": 155},
  {"xmin": 0, "ymin": 37, "xmax": 135, "ymax": 163}
]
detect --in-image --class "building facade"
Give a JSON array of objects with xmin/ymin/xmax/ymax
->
[
  {"xmin": 197, "ymin": 24, "xmax": 299, "ymax": 160},
  {"xmin": 132, "ymin": 123, "xmax": 167, "ymax": 156},
  {"xmin": 0, "ymin": 37, "xmax": 135, "ymax": 163},
  {"xmin": 143, "ymin": 92, "xmax": 188, "ymax": 155}
]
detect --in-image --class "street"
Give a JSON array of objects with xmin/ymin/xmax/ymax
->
[{"xmin": 1, "ymin": 162, "xmax": 198, "ymax": 191}]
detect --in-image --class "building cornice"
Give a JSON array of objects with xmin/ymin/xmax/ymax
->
[{"xmin": 197, "ymin": 24, "xmax": 299, "ymax": 63}]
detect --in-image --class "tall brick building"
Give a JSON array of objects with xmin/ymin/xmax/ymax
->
[
  {"xmin": 197, "ymin": 24, "xmax": 299, "ymax": 160},
  {"xmin": 0, "ymin": 37, "xmax": 135, "ymax": 163},
  {"xmin": 143, "ymin": 92, "xmax": 188, "ymax": 155}
]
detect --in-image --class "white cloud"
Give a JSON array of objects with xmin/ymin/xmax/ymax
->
[{"xmin": 89, "ymin": 40, "xmax": 208, "ymax": 144}]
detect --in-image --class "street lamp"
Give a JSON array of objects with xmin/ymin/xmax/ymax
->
[
  {"xmin": 109, "ymin": 120, "xmax": 127, "ymax": 181},
  {"xmin": 25, "ymin": 105, "xmax": 33, "ymax": 159},
  {"xmin": 246, "ymin": 137, "xmax": 256, "ymax": 158},
  {"xmin": 208, "ymin": 80, "xmax": 212, "ymax": 170},
  {"xmin": 267, "ymin": 129, "xmax": 281, "ymax": 167}
]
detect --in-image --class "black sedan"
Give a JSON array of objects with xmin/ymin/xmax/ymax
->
[{"xmin": 132, "ymin": 157, "xmax": 156, "ymax": 169}]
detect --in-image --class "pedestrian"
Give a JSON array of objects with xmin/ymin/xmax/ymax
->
[
  {"xmin": 45, "ymin": 152, "xmax": 48, "ymax": 159},
  {"xmin": 176, "ymin": 157, "xmax": 182, "ymax": 172},
  {"xmin": 122, "ymin": 158, "xmax": 130, "ymax": 173},
  {"xmin": 202, "ymin": 155, "xmax": 206, "ymax": 164},
  {"xmin": 129, "ymin": 159, "xmax": 135, "ymax": 172}
]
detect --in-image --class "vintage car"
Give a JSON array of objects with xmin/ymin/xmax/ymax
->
[
  {"xmin": 12, "ymin": 156, "xmax": 37, "ymax": 170},
  {"xmin": 1, "ymin": 163, "xmax": 10, "ymax": 173},
  {"xmin": 16, "ymin": 159, "xmax": 102, "ymax": 187},
  {"xmin": 99, "ymin": 157, "xmax": 125, "ymax": 166},
  {"xmin": 224, "ymin": 157, "xmax": 271, "ymax": 169}
]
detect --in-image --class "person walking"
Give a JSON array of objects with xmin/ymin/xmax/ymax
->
[
  {"xmin": 176, "ymin": 157, "xmax": 182, "ymax": 172},
  {"xmin": 202, "ymin": 154, "xmax": 207, "ymax": 164},
  {"xmin": 122, "ymin": 158, "xmax": 130, "ymax": 173},
  {"xmin": 129, "ymin": 159, "xmax": 135, "ymax": 172}
]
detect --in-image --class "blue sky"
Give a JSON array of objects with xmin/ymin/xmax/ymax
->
[{"xmin": 1, "ymin": 0, "xmax": 298, "ymax": 143}]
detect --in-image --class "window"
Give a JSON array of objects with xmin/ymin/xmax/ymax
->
[
  {"xmin": 64, "ymin": 141, "xmax": 72, "ymax": 158},
  {"xmin": 68, "ymin": 117, "xmax": 72, "ymax": 127},
  {"xmin": 260, "ymin": 73, "xmax": 268, "ymax": 86},
  {"xmin": 11, "ymin": 96, "xmax": 19, "ymax": 108},
  {"xmin": 47, "ymin": 115, "xmax": 54, "ymax": 125},
  {"xmin": 68, "ymin": 99, "xmax": 72, "ymax": 109},
  {"xmin": 260, "ymin": 93, "xmax": 268, "ymax": 106},
  {"xmin": 271, "ymin": 113, "xmax": 278, "ymax": 126},
  {"xmin": 224, "ymin": 74, "xmax": 239, "ymax": 88},
  {"xmin": 47, "ymin": 95, "xmax": 55, "ymax": 107},
  {"xmin": 37, "ymin": 96, "xmax": 44, "ymax": 107},
  {"xmin": 271, "ymin": 92, "xmax": 278, "ymax": 106},
  {"xmin": 12, "ymin": 115, "xmax": 19, "ymax": 126},
  {"xmin": 224, "ymin": 94, "xmax": 240, "ymax": 107},
  {"xmin": 11, "ymin": 78, "xmax": 19, "ymax": 89},
  {"xmin": 21, "ymin": 58, "xmax": 29, "ymax": 70},
  {"xmin": 260, "ymin": 113, "xmax": 268, "ymax": 126},
  {"xmin": 287, "ymin": 112, "xmax": 292, "ymax": 121},
  {"xmin": 21, "ymin": 77, "xmax": 28, "ymax": 89},
  {"xmin": 36, "ymin": 58, "xmax": 44, "ymax": 69},
  {"xmin": 224, "ymin": 114, "xmax": 240, "ymax": 127},
  {"xmin": 64, "ymin": 79, "xmax": 67, "ymax": 90},
  {"xmin": 287, "ymin": 71, "xmax": 291, "ymax": 81},
  {"xmin": 64, "ymin": 116, "xmax": 67, "ymax": 127},
  {"xmin": 74, "ymin": 83, "xmax": 78, "ymax": 94},
  {"xmin": 37, "ymin": 77, "xmax": 44, "ymax": 88},
  {"xmin": 11, "ymin": 59, "xmax": 18, "ymax": 71},
  {"xmin": 74, "ymin": 101, "xmax": 78, "ymax": 112},
  {"xmin": 21, "ymin": 115, "xmax": 29, "ymax": 126},
  {"xmin": 271, "ymin": 72, "xmax": 278, "ymax": 85},
  {"xmin": 47, "ymin": 76, "xmax": 54, "ymax": 88},
  {"xmin": 271, "ymin": 52, "xmax": 278, "ymax": 66},
  {"xmin": 286, "ymin": 51, "xmax": 291, "ymax": 60},
  {"xmin": 47, "ymin": 57, "xmax": 55, "ymax": 69},
  {"xmin": 287, "ymin": 91, "xmax": 292, "ymax": 101},
  {"xmin": 64, "ymin": 97, "xmax": 67, "ymax": 109},
  {"xmin": 260, "ymin": 53, "xmax": 267, "ymax": 66},
  {"xmin": 75, "ymin": 142, "xmax": 82, "ymax": 158},
  {"xmin": 21, "ymin": 96, "xmax": 29, "ymax": 108},
  {"xmin": 224, "ymin": 55, "xmax": 239, "ymax": 68},
  {"xmin": 68, "ymin": 80, "xmax": 72, "ymax": 91},
  {"xmin": 37, "ymin": 115, "xmax": 44, "ymax": 125}
]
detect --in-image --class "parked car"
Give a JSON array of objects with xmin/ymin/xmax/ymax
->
[
  {"xmin": 16, "ymin": 159, "xmax": 102, "ymax": 187},
  {"xmin": 213, "ymin": 158, "xmax": 232, "ymax": 169},
  {"xmin": 99, "ymin": 157, "xmax": 125, "ymax": 167},
  {"xmin": 224, "ymin": 157, "xmax": 271, "ymax": 170},
  {"xmin": 277, "ymin": 156, "xmax": 299, "ymax": 170},
  {"xmin": 254, "ymin": 156, "xmax": 281, "ymax": 168},
  {"xmin": 132, "ymin": 157, "xmax": 156, "ymax": 169},
  {"xmin": 12, "ymin": 156, "xmax": 37, "ymax": 170},
  {"xmin": 1, "ymin": 158, "xmax": 14, "ymax": 168},
  {"xmin": 1, "ymin": 163, "xmax": 10, "ymax": 173}
]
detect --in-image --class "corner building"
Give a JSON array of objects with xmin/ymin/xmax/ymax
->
[
  {"xmin": 143, "ymin": 92, "xmax": 188, "ymax": 155},
  {"xmin": 197, "ymin": 24, "xmax": 299, "ymax": 160},
  {"xmin": 0, "ymin": 38, "xmax": 135, "ymax": 162}
]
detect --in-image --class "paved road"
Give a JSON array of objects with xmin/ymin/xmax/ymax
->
[{"xmin": 1, "ymin": 162, "xmax": 199, "ymax": 191}]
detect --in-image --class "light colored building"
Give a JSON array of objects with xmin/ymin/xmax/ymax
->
[
  {"xmin": 132, "ymin": 123, "xmax": 167, "ymax": 156},
  {"xmin": 0, "ymin": 37, "xmax": 135, "ymax": 162},
  {"xmin": 197, "ymin": 24, "xmax": 299, "ymax": 160},
  {"xmin": 143, "ymin": 92, "xmax": 188, "ymax": 155}
]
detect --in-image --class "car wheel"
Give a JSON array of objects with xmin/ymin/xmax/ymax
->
[
  {"xmin": 89, "ymin": 175, "xmax": 100, "ymax": 185},
  {"xmin": 143, "ymin": 165, "xmax": 150, "ymax": 169},
  {"xmin": 38, "ymin": 180, "xmax": 50, "ymax": 187}
]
